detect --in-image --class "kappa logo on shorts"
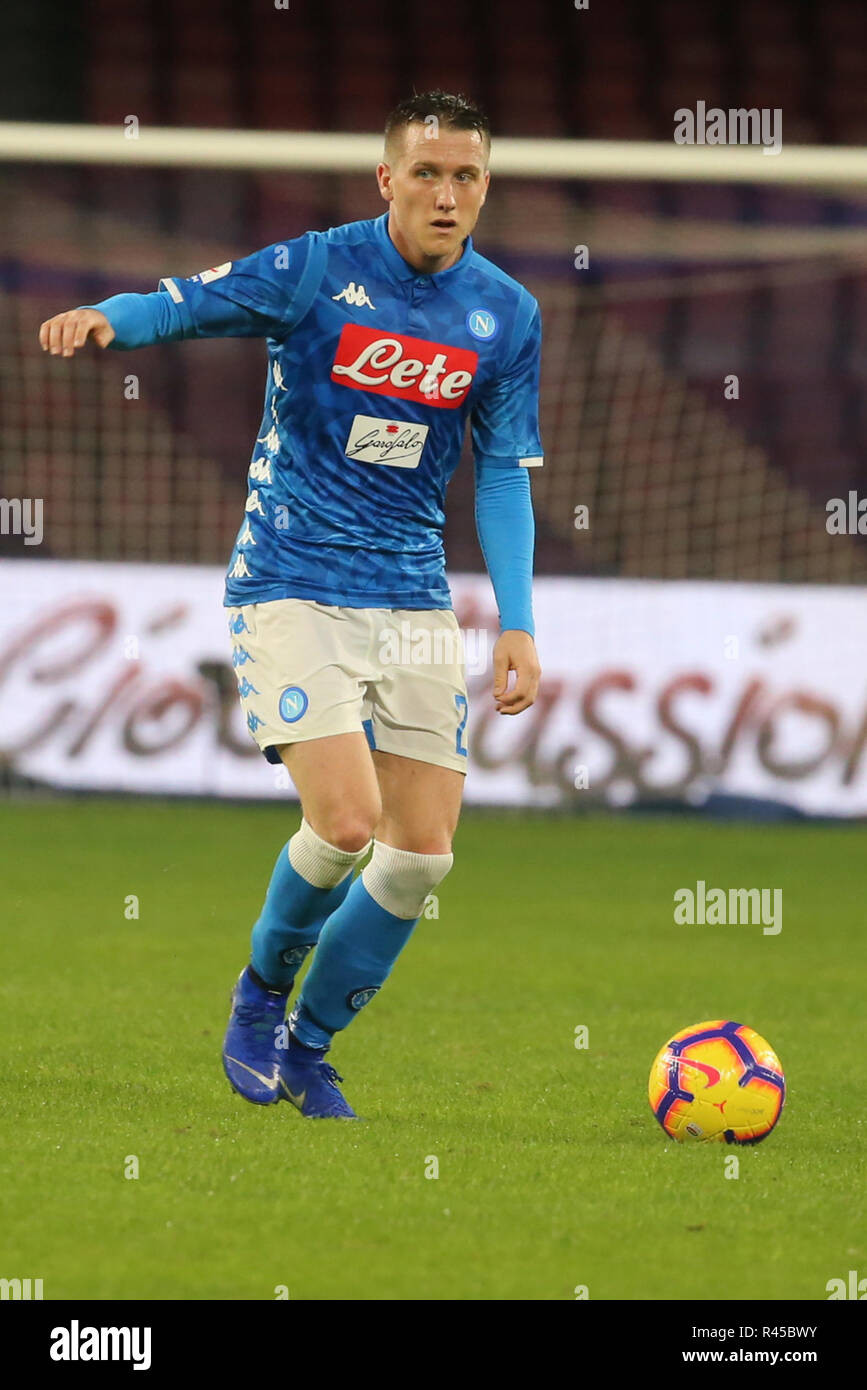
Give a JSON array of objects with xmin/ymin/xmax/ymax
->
[{"xmin": 279, "ymin": 686, "xmax": 309, "ymax": 723}]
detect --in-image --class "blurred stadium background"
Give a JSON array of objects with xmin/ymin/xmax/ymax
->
[
  {"xmin": 2, "ymin": 0, "xmax": 867, "ymax": 1310},
  {"xmin": 1, "ymin": 0, "xmax": 866, "ymax": 814}
]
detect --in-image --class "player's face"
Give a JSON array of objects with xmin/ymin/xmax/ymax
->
[{"xmin": 377, "ymin": 124, "xmax": 490, "ymax": 273}]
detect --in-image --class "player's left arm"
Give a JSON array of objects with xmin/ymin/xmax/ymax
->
[{"xmin": 470, "ymin": 295, "xmax": 544, "ymax": 716}]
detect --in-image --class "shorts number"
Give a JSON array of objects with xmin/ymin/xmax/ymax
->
[{"xmin": 454, "ymin": 694, "xmax": 468, "ymax": 758}]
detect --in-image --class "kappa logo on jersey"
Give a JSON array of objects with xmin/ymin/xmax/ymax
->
[
  {"xmin": 331, "ymin": 324, "xmax": 478, "ymax": 409},
  {"xmin": 332, "ymin": 281, "xmax": 377, "ymax": 309}
]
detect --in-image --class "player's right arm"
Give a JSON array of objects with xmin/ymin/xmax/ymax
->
[
  {"xmin": 38, "ymin": 236, "xmax": 320, "ymax": 356},
  {"xmin": 39, "ymin": 307, "xmax": 116, "ymax": 356}
]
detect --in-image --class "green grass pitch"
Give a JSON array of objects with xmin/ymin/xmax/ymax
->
[{"xmin": 1, "ymin": 798, "xmax": 863, "ymax": 1300}]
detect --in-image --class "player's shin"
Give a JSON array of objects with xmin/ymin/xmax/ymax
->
[
  {"xmin": 250, "ymin": 817, "xmax": 371, "ymax": 989},
  {"xmin": 287, "ymin": 841, "xmax": 454, "ymax": 1048}
]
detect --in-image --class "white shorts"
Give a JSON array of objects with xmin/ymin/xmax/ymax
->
[{"xmin": 227, "ymin": 598, "xmax": 469, "ymax": 775}]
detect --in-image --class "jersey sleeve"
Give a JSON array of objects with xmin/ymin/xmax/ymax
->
[
  {"xmin": 156, "ymin": 232, "xmax": 325, "ymax": 341},
  {"xmin": 474, "ymin": 465, "xmax": 535, "ymax": 636},
  {"xmin": 469, "ymin": 293, "xmax": 544, "ymax": 470}
]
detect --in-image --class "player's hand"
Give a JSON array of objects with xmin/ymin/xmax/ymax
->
[
  {"xmin": 492, "ymin": 629, "xmax": 541, "ymax": 715},
  {"xmin": 38, "ymin": 308, "xmax": 115, "ymax": 357}
]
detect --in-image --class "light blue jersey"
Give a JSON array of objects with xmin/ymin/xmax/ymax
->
[{"xmin": 92, "ymin": 212, "xmax": 543, "ymax": 629}]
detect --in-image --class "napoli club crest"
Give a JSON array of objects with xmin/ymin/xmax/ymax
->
[
  {"xmin": 465, "ymin": 307, "xmax": 499, "ymax": 341},
  {"xmin": 279, "ymin": 686, "xmax": 309, "ymax": 723},
  {"xmin": 347, "ymin": 986, "xmax": 380, "ymax": 1011}
]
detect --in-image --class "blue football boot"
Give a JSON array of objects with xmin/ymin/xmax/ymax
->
[
  {"xmin": 222, "ymin": 966, "xmax": 288, "ymax": 1104},
  {"xmin": 278, "ymin": 1034, "xmax": 358, "ymax": 1119}
]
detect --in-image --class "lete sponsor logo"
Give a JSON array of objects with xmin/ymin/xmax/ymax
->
[{"xmin": 331, "ymin": 324, "xmax": 477, "ymax": 408}]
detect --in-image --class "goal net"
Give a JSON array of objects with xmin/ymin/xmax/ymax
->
[{"xmin": 2, "ymin": 128, "xmax": 866, "ymax": 585}]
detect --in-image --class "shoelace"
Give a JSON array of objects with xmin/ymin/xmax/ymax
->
[{"xmin": 232, "ymin": 1004, "xmax": 345, "ymax": 1086}]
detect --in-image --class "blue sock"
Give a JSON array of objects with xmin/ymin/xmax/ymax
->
[
  {"xmin": 250, "ymin": 843, "xmax": 355, "ymax": 990},
  {"xmin": 289, "ymin": 876, "xmax": 417, "ymax": 1048}
]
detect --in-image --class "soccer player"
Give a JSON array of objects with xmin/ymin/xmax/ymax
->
[{"xmin": 38, "ymin": 91, "xmax": 543, "ymax": 1119}]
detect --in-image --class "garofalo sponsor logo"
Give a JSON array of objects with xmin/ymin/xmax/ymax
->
[
  {"xmin": 673, "ymin": 880, "xmax": 782, "ymax": 935},
  {"xmin": 49, "ymin": 1321, "xmax": 152, "ymax": 1371}
]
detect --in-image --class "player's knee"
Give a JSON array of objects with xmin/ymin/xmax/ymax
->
[
  {"xmin": 401, "ymin": 837, "xmax": 453, "ymax": 856},
  {"xmin": 325, "ymin": 822, "xmax": 377, "ymax": 854},
  {"xmin": 362, "ymin": 840, "xmax": 454, "ymax": 920},
  {"xmin": 310, "ymin": 808, "xmax": 379, "ymax": 854}
]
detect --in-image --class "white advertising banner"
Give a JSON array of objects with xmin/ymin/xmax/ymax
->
[{"xmin": 0, "ymin": 558, "xmax": 864, "ymax": 815}]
